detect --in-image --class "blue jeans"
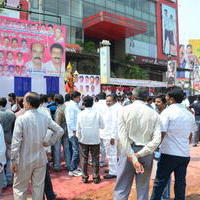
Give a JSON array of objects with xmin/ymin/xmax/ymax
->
[
  {"xmin": 4, "ymin": 144, "xmax": 13, "ymax": 186},
  {"xmin": 54, "ymin": 134, "xmax": 71, "ymax": 169},
  {"xmin": 68, "ymin": 136, "xmax": 80, "ymax": 171},
  {"xmin": 161, "ymin": 177, "xmax": 171, "ymax": 200},
  {"xmin": 151, "ymin": 154, "xmax": 190, "ymax": 200}
]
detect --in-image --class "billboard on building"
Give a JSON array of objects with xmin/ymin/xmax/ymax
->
[
  {"xmin": 125, "ymin": 38, "xmax": 157, "ymax": 58},
  {"xmin": 167, "ymin": 60, "xmax": 176, "ymax": 85},
  {"xmin": 162, "ymin": 4, "xmax": 177, "ymax": 56},
  {"xmin": 0, "ymin": 16, "xmax": 66, "ymax": 77},
  {"xmin": 177, "ymin": 43, "xmax": 200, "ymax": 94},
  {"xmin": 74, "ymin": 74, "xmax": 101, "ymax": 97}
]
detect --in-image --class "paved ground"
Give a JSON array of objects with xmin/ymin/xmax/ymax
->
[{"xmin": 2, "ymin": 145, "xmax": 200, "ymax": 200}]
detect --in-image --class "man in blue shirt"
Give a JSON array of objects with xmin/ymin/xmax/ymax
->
[{"xmin": 65, "ymin": 91, "xmax": 82, "ymax": 176}]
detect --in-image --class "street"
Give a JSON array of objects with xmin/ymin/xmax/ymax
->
[{"xmin": 2, "ymin": 145, "xmax": 200, "ymax": 200}]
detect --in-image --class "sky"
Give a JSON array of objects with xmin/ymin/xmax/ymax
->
[{"xmin": 178, "ymin": 0, "xmax": 200, "ymax": 44}]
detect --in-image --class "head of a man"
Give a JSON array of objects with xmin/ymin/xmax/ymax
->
[
  {"xmin": 0, "ymin": 97, "xmax": 7, "ymax": 108},
  {"xmin": 132, "ymin": 87, "xmax": 149, "ymax": 101},
  {"xmin": 83, "ymin": 96, "xmax": 93, "ymax": 108},
  {"xmin": 186, "ymin": 44, "xmax": 192, "ymax": 54},
  {"xmin": 17, "ymin": 52, "xmax": 23, "ymax": 60},
  {"xmin": 126, "ymin": 91, "xmax": 133, "ymax": 101},
  {"xmin": 91, "ymin": 85, "xmax": 95, "ymax": 92},
  {"xmin": 79, "ymin": 76, "xmax": 84, "ymax": 83},
  {"xmin": 54, "ymin": 94, "xmax": 64, "ymax": 105},
  {"xmin": 23, "ymin": 92, "xmax": 40, "ymax": 110},
  {"xmin": 8, "ymin": 65, "xmax": 15, "ymax": 73},
  {"xmin": 50, "ymin": 43, "xmax": 64, "ymax": 66},
  {"xmin": 30, "ymin": 42, "xmax": 45, "ymax": 65},
  {"xmin": 166, "ymin": 87, "xmax": 184, "ymax": 105},
  {"xmin": 106, "ymin": 94, "xmax": 117, "ymax": 107},
  {"xmin": 65, "ymin": 94, "xmax": 71, "ymax": 102},
  {"xmin": 4, "ymin": 37, "xmax": 10, "ymax": 47},
  {"xmin": 21, "ymin": 39, "xmax": 27, "ymax": 48},
  {"xmin": 97, "ymin": 92, "xmax": 106, "ymax": 100},
  {"xmin": 12, "ymin": 38, "xmax": 18, "ymax": 48},
  {"xmin": 8, "ymin": 93, "xmax": 16, "ymax": 103},
  {"xmin": 155, "ymin": 94, "xmax": 167, "ymax": 112},
  {"xmin": 90, "ymin": 76, "xmax": 94, "ymax": 84},
  {"xmin": 7, "ymin": 52, "xmax": 13, "ymax": 60},
  {"xmin": 47, "ymin": 93, "xmax": 55, "ymax": 103},
  {"xmin": 54, "ymin": 28, "xmax": 62, "ymax": 39},
  {"xmin": 71, "ymin": 91, "xmax": 81, "ymax": 104},
  {"xmin": 48, "ymin": 24, "xmax": 54, "ymax": 32}
]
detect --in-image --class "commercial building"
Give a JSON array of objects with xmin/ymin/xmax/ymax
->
[{"xmin": 2, "ymin": 0, "xmax": 179, "ymax": 82}]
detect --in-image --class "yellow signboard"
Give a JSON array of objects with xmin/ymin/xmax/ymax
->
[{"xmin": 189, "ymin": 40, "xmax": 200, "ymax": 57}]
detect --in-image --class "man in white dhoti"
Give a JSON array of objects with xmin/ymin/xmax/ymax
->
[
  {"xmin": 11, "ymin": 92, "xmax": 64, "ymax": 200},
  {"xmin": 101, "ymin": 94, "xmax": 122, "ymax": 179}
]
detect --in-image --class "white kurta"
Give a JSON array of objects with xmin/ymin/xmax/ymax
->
[
  {"xmin": 11, "ymin": 109, "xmax": 64, "ymax": 200},
  {"xmin": 0, "ymin": 124, "xmax": 6, "ymax": 166}
]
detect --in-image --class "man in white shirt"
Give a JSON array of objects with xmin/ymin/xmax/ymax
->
[
  {"xmin": 77, "ymin": 96, "xmax": 104, "ymax": 184},
  {"xmin": 93, "ymin": 92, "xmax": 107, "ymax": 167},
  {"xmin": 114, "ymin": 87, "xmax": 161, "ymax": 200},
  {"xmin": 101, "ymin": 94, "xmax": 122, "ymax": 179},
  {"xmin": 11, "ymin": 92, "xmax": 64, "ymax": 200},
  {"xmin": 65, "ymin": 91, "xmax": 82, "ymax": 176},
  {"xmin": 151, "ymin": 87, "xmax": 195, "ymax": 200}
]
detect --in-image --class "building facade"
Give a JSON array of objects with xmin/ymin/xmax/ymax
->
[{"xmin": 25, "ymin": 0, "xmax": 179, "ymax": 81}]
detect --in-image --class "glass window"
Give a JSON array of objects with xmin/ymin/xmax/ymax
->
[
  {"xmin": 61, "ymin": 16, "xmax": 70, "ymax": 26},
  {"xmin": 116, "ymin": 2, "xmax": 125, "ymax": 13},
  {"xmin": 71, "ymin": 17, "xmax": 82, "ymax": 27},
  {"xmin": 43, "ymin": 0, "xmax": 58, "ymax": 14},
  {"xmin": 58, "ymin": 0, "xmax": 70, "ymax": 16},
  {"xmin": 76, "ymin": 27, "xmax": 83, "ymax": 42},
  {"xmin": 95, "ymin": 0, "xmax": 106, "ymax": 7},
  {"xmin": 106, "ymin": 0, "xmax": 115, "ymax": 10},
  {"xmin": 70, "ymin": 26, "xmax": 76, "ymax": 43},
  {"xmin": 149, "ymin": 2, "xmax": 156, "ymax": 15},
  {"xmin": 71, "ymin": 0, "xmax": 82, "ymax": 18},
  {"xmin": 31, "ymin": 0, "xmax": 39, "ymax": 9},
  {"xmin": 83, "ymin": 2, "xmax": 96, "ymax": 17}
]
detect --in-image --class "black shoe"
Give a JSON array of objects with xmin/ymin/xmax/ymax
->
[
  {"xmin": 82, "ymin": 178, "xmax": 89, "ymax": 183},
  {"xmin": 103, "ymin": 174, "xmax": 117, "ymax": 179},
  {"xmin": 104, "ymin": 169, "xmax": 109, "ymax": 173},
  {"xmin": 93, "ymin": 178, "xmax": 101, "ymax": 184}
]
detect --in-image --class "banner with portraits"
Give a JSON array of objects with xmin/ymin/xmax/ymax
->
[
  {"xmin": 167, "ymin": 60, "xmax": 176, "ymax": 85},
  {"xmin": 74, "ymin": 74, "xmax": 101, "ymax": 97},
  {"xmin": 0, "ymin": 16, "xmax": 66, "ymax": 77},
  {"xmin": 162, "ymin": 4, "xmax": 177, "ymax": 56}
]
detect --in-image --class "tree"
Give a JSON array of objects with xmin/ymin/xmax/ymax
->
[{"xmin": 115, "ymin": 55, "xmax": 149, "ymax": 80}]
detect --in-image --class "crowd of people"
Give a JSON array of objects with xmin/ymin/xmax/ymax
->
[{"xmin": 0, "ymin": 86, "xmax": 198, "ymax": 200}]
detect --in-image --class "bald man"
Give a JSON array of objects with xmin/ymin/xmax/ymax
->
[
  {"xmin": 25, "ymin": 42, "xmax": 45, "ymax": 75},
  {"xmin": 11, "ymin": 92, "xmax": 64, "ymax": 200}
]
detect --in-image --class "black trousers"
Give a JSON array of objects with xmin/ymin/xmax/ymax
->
[
  {"xmin": 151, "ymin": 153, "xmax": 190, "ymax": 200},
  {"xmin": 79, "ymin": 143, "xmax": 100, "ymax": 180},
  {"xmin": 44, "ymin": 163, "xmax": 56, "ymax": 200}
]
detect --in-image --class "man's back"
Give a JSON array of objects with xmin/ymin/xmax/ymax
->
[
  {"xmin": 160, "ymin": 104, "xmax": 195, "ymax": 157},
  {"xmin": 121, "ymin": 100, "xmax": 160, "ymax": 145},
  {"xmin": 0, "ymin": 108, "xmax": 16, "ymax": 144},
  {"xmin": 12, "ymin": 110, "xmax": 52, "ymax": 168}
]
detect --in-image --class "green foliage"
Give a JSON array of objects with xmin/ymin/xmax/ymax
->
[
  {"xmin": 76, "ymin": 41, "xmax": 97, "ymax": 54},
  {"xmin": 116, "ymin": 55, "xmax": 149, "ymax": 80},
  {"xmin": 126, "ymin": 64, "xmax": 149, "ymax": 80}
]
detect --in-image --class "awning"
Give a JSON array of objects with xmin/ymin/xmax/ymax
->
[{"xmin": 83, "ymin": 11, "xmax": 147, "ymax": 40}]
